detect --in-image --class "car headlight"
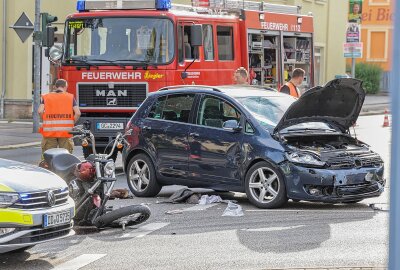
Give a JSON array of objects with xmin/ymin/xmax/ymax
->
[
  {"xmin": 0, "ymin": 192, "xmax": 19, "ymax": 208},
  {"xmin": 104, "ymin": 161, "xmax": 115, "ymax": 176},
  {"xmin": 286, "ymin": 152, "xmax": 325, "ymax": 167}
]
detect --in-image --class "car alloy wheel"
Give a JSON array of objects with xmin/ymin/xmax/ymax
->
[
  {"xmin": 245, "ymin": 161, "xmax": 287, "ymax": 208},
  {"xmin": 129, "ymin": 159, "xmax": 150, "ymax": 192},
  {"xmin": 126, "ymin": 153, "xmax": 161, "ymax": 197},
  {"xmin": 249, "ymin": 168, "xmax": 280, "ymax": 203}
]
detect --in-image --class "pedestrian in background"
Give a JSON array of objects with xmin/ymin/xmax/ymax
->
[
  {"xmin": 279, "ymin": 68, "xmax": 305, "ymax": 98},
  {"xmin": 233, "ymin": 67, "xmax": 249, "ymax": 85},
  {"xmin": 38, "ymin": 79, "xmax": 81, "ymax": 156}
]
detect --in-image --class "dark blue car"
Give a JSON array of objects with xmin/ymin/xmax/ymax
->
[{"xmin": 122, "ymin": 78, "xmax": 385, "ymax": 208}]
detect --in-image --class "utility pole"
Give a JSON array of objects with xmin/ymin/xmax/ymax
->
[
  {"xmin": 389, "ymin": 0, "xmax": 400, "ymax": 267},
  {"xmin": 32, "ymin": 0, "xmax": 41, "ymax": 133}
]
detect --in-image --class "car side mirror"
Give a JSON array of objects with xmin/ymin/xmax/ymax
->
[{"xmin": 223, "ymin": 120, "xmax": 242, "ymax": 132}]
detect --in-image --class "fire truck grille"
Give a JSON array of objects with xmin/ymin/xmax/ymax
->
[{"xmin": 78, "ymin": 84, "xmax": 147, "ymax": 108}]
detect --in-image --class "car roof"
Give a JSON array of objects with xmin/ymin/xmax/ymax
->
[{"xmin": 155, "ymin": 85, "xmax": 286, "ymax": 98}]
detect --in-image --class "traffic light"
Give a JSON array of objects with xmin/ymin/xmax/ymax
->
[{"xmin": 41, "ymin": 13, "xmax": 58, "ymax": 47}]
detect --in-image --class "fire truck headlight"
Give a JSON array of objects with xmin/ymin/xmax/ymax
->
[{"xmin": 49, "ymin": 45, "xmax": 63, "ymax": 61}]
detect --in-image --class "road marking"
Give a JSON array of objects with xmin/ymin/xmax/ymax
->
[
  {"xmin": 53, "ymin": 254, "xmax": 106, "ymax": 270},
  {"xmin": 120, "ymin": 222, "xmax": 169, "ymax": 238},
  {"xmin": 183, "ymin": 204, "xmax": 219, "ymax": 212},
  {"xmin": 241, "ymin": 225, "xmax": 305, "ymax": 232}
]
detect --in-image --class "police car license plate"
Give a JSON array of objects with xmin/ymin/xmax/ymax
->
[
  {"xmin": 96, "ymin": 123, "xmax": 123, "ymax": 130},
  {"xmin": 43, "ymin": 211, "xmax": 71, "ymax": 228}
]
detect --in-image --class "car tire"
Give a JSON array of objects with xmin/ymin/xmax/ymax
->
[
  {"xmin": 126, "ymin": 153, "xmax": 161, "ymax": 197},
  {"xmin": 245, "ymin": 161, "xmax": 288, "ymax": 209}
]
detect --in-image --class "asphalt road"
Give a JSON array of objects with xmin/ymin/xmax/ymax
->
[{"xmin": 0, "ymin": 115, "xmax": 391, "ymax": 270}]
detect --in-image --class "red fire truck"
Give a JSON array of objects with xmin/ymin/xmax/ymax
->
[{"xmin": 49, "ymin": 0, "xmax": 314, "ymax": 157}]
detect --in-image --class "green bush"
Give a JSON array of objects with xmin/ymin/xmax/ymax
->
[{"xmin": 355, "ymin": 62, "xmax": 383, "ymax": 94}]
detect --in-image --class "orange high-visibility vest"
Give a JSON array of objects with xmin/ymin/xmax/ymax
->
[
  {"xmin": 282, "ymin": 82, "xmax": 300, "ymax": 98},
  {"xmin": 40, "ymin": 92, "xmax": 75, "ymax": 138}
]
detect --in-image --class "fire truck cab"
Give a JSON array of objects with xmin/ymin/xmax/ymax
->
[{"xmin": 49, "ymin": 0, "xmax": 314, "ymax": 156}]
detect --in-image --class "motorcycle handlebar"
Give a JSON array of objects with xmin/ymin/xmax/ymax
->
[{"xmin": 69, "ymin": 130, "xmax": 83, "ymax": 135}]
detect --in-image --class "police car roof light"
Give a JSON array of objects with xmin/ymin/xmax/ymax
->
[{"xmin": 76, "ymin": 0, "xmax": 171, "ymax": 11}]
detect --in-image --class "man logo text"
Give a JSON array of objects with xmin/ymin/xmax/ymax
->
[{"xmin": 96, "ymin": 90, "xmax": 127, "ymax": 97}]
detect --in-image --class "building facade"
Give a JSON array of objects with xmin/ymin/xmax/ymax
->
[
  {"xmin": 346, "ymin": 0, "xmax": 393, "ymax": 90},
  {"xmin": 0, "ymin": 0, "xmax": 347, "ymax": 119}
]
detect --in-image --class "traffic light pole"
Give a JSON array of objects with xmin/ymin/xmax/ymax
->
[{"xmin": 33, "ymin": 0, "xmax": 41, "ymax": 133}]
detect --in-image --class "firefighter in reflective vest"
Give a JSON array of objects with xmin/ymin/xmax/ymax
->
[
  {"xmin": 38, "ymin": 79, "xmax": 81, "ymax": 155},
  {"xmin": 279, "ymin": 68, "xmax": 305, "ymax": 98}
]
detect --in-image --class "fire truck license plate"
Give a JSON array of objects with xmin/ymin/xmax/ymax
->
[
  {"xmin": 43, "ymin": 211, "xmax": 71, "ymax": 228},
  {"xmin": 96, "ymin": 123, "xmax": 124, "ymax": 130}
]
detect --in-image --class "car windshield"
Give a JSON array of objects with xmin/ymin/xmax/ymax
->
[
  {"xmin": 64, "ymin": 18, "xmax": 174, "ymax": 65},
  {"xmin": 235, "ymin": 95, "xmax": 295, "ymax": 131}
]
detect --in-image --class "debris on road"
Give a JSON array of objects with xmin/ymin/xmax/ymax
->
[
  {"xmin": 160, "ymin": 188, "xmax": 201, "ymax": 204},
  {"xmin": 198, "ymin": 195, "xmax": 223, "ymax": 205},
  {"xmin": 110, "ymin": 188, "xmax": 133, "ymax": 199},
  {"xmin": 369, "ymin": 203, "xmax": 389, "ymax": 211},
  {"xmin": 165, "ymin": 209, "xmax": 184, "ymax": 215},
  {"xmin": 222, "ymin": 201, "xmax": 244, "ymax": 217}
]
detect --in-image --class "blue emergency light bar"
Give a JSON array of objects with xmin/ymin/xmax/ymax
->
[{"xmin": 77, "ymin": 0, "xmax": 171, "ymax": 12}]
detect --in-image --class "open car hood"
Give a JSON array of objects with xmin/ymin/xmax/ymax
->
[{"xmin": 274, "ymin": 78, "xmax": 365, "ymax": 134}]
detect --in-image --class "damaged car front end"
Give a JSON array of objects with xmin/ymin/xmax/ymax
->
[{"xmin": 274, "ymin": 78, "xmax": 385, "ymax": 203}]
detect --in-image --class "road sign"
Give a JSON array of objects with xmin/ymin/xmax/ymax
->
[
  {"xmin": 343, "ymin": 42, "xmax": 363, "ymax": 58},
  {"xmin": 10, "ymin": 12, "xmax": 34, "ymax": 43}
]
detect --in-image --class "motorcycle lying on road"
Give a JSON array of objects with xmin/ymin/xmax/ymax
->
[{"xmin": 39, "ymin": 125, "xmax": 150, "ymax": 230}]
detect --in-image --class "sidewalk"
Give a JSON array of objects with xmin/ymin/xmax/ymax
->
[
  {"xmin": 361, "ymin": 94, "xmax": 390, "ymax": 115},
  {"xmin": 0, "ymin": 121, "xmax": 41, "ymax": 149}
]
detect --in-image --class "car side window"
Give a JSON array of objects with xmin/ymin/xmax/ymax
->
[
  {"xmin": 160, "ymin": 94, "xmax": 195, "ymax": 123},
  {"xmin": 148, "ymin": 96, "xmax": 167, "ymax": 119},
  {"xmin": 245, "ymin": 121, "xmax": 255, "ymax": 134},
  {"xmin": 197, "ymin": 95, "xmax": 241, "ymax": 128}
]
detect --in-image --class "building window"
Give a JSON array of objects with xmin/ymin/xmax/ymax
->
[
  {"xmin": 367, "ymin": 30, "xmax": 389, "ymax": 61},
  {"xmin": 217, "ymin": 26, "xmax": 234, "ymax": 61}
]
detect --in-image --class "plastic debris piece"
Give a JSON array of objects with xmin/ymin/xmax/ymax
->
[
  {"xmin": 222, "ymin": 201, "xmax": 244, "ymax": 217},
  {"xmin": 198, "ymin": 195, "xmax": 223, "ymax": 205}
]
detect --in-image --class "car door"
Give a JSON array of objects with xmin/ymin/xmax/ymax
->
[
  {"xmin": 188, "ymin": 94, "xmax": 243, "ymax": 185},
  {"xmin": 141, "ymin": 93, "xmax": 195, "ymax": 179}
]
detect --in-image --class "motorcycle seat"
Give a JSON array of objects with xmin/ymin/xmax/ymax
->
[
  {"xmin": 43, "ymin": 148, "xmax": 69, "ymax": 164},
  {"xmin": 51, "ymin": 153, "xmax": 81, "ymax": 179}
]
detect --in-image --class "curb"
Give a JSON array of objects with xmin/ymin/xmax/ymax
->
[{"xmin": 0, "ymin": 142, "xmax": 41, "ymax": 150}]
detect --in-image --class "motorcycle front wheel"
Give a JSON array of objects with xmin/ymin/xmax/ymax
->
[{"xmin": 92, "ymin": 205, "xmax": 151, "ymax": 229}]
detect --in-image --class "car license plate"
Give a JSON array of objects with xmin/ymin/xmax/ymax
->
[
  {"xmin": 43, "ymin": 211, "xmax": 71, "ymax": 228},
  {"xmin": 96, "ymin": 123, "xmax": 124, "ymax": 130}
]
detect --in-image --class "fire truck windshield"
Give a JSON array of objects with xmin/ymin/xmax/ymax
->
[{"xmin": 64, "ymin": 17, "xmax": 174, "ymax": 65}]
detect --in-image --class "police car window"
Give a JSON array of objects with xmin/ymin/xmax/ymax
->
[
  {"xmin": 160, "ymin": 94, "xmax": 195, "ymax": 123},
  {"xmin": 148, "ymin": 96, "xmax": 167, "ymax": 119}
]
